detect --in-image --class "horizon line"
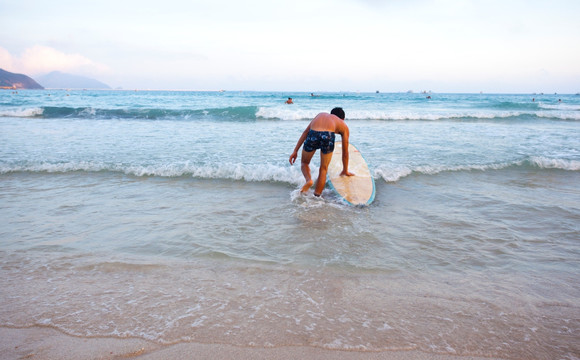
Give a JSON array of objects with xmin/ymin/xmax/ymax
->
[{"xmin": 5, "ymin": 88, "xmax": 579, "ymax": 95}]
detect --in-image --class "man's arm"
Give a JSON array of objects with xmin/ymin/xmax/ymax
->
[
  {"xmin": 289, "ymin": 124, "xmax": 311, "ymax": 165},
  {"xmin": 340, "ymin": 127, "xmax": 355, "ymax": 176}
]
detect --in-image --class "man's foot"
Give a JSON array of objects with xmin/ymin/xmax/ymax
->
[{"xmin": 300, "ymin": 180, "xmax": 314, "ymax": 193}]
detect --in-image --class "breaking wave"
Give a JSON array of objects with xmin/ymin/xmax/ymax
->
[
  {"xmin": 375, "ymin": 157, "xmax": 580, "ymax": 183},
  {"xmin": 1, "ymin": 105, "xmax": 578, "ymax": 122},
  {"xmin": 0, "ymin": 106, "xmax": 261, "ymax": 121},
  {"xmin": 0, "ymin": 161, "xmax": 305, "ymax": 185},
  {"xmin": 2, "ymin": 157, "xmax": 577, "ymax": 185}
]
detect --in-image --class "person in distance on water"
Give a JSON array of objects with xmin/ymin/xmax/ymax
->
[{"xmin": 289, "ymin": 107, "xmax": 354, "ymax": 196}]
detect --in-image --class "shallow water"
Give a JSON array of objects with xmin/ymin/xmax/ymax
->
[{"xmin": 1, "ymin": 90, "xmax": 579, "ymax": 359}]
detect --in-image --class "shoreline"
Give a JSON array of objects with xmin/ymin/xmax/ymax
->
[{"xmin": 1, "ymin": 326, "xmax": 508, "ymax": 360}]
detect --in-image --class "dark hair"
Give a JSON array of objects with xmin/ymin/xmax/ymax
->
[{"xmin": 330, "ymin": 107, "xmax": 345, "ymax": 120}]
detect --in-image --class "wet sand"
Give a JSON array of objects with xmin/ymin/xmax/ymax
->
[{"xmin": 1, "ymin": 327, "xmax": 507, "ymax": 360}]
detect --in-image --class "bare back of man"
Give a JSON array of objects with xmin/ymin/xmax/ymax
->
[
  {"xmin": 309, "ymin": 112, "xmax": 344, "ymax": 132},
  {"xmin": 289, "ymin": 108, "xmax": 354, "ymax": 196}
]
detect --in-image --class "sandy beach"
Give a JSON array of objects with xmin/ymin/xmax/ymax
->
[{"xmin": 1, "ymin": 327, "xmax": 508, "ymax": 360}]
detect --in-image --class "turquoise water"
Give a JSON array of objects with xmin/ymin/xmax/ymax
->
[{"xmin": 1, "ymin": 90, "xmax": 579, "ymax": 358}]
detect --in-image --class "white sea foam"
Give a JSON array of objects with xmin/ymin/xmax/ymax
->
[
  {"xmin": 257, "ymin": 107, "xmax": 580, "ymax": 121},
  {"xmin": 0, "ymin": 161, "xmax": 306, "ymax": 185},
  {"xmin": 186, "ymin": 163, "xmax": 304, "ymax": 184},
  {"xmin": 373, "ymin": 163, "xmax": 513, "ymax": 183},
  {"xmin": 529, "ymin": 157, "xmax": 580, "ymax": 171},
  {"xmin": 256, "ymin": 107, "xmax": 317, "ymax": 121},
  {"xmin": 0, "ymin": 107, "xmax": 44, "ymax": 117},
  {"xmin": 374, "ymin": 166, "xmax": 413, "ymax": 183},
  {"xmin": 539, "ymin": 103, "xmax": 580, "ymax": 111},
  {"xmin": 345, "ymin": 110, "xmax": 514, "ymax": 121},
  {"xmin": 351, "ymin": 110, "xmax": 580, "ymax": 121},
  {"xmin": 536, "ymin": 111, "xmax": 580, "ymax": 120},
  {"xmin": 373, "ymin": 158, "xmax": 580, "ymax": 183},
  {"xmin": 3, "ymin": 157, "xmax": 578, "ymax": 185},
  {"xmin": 0, "ymin": 161, "xmax": 108, "ymax": 174}
]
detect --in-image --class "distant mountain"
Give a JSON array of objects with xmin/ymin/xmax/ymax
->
[
  {"xmin": 37, "ymin": 71, "xmax": 111, "ymax": 90},
  {"xmin": 0, "ymin": 68, "xmax": 44, "ymax": 89}
]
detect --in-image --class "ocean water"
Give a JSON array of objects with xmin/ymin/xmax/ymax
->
[{"xmin": 1, "ymin": 90, "xmax": 579, "ymax": 359}]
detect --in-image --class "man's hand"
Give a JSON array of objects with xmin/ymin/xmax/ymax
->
[
  {"xmin": 340, "ymin": 170, "xmax": 355, "ymax": 176},
  {"xmin": 289, "ymin": 151, "xmax": 298, "ymax": 165}
]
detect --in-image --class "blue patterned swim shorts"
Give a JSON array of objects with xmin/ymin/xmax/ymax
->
[{"xmin": 303, "ymin": 129, "xmax": 335, "ymax": 154}]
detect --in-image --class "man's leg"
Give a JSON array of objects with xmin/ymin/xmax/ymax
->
[
  {"xmin": 314, "ymin": 151, "xmax": 333, "ymax": 196},
  {"xmin": 300, "ymin": 149, "xmax": 316, "ymax": 192}
]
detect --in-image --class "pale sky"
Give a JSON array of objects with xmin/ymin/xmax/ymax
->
[{"xmin": 1, "ymin": 0, "xmax": 579, "ymax": 93}]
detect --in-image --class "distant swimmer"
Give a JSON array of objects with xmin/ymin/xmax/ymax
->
[
  {"xmin": 285, "ymin": 97, "xmax": 294, "ymax": 104},
  {"xmin": 289, "ymin": 107, "xmax": 354, "ymax": 196}
]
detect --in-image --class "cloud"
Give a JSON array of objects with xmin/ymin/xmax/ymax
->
[
  {"xmin": 0, "ymin": 46, "xmax": 109, "ymax": 76},
  {"xmin": 0, "ymin": 47, "xmax": 15, "ymax": 71}
]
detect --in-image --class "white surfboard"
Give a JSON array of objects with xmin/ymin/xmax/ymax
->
[{"xmin": 327, "ymin": 142, "xmax": 375, "ymax": 206}]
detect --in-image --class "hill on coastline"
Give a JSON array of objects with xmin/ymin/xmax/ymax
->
[
  {"xmin": 0, "ymin": 69, "xmax": 44, "ymax": 89},
  {"xmin": 37, "ymin": 71, "xmax": 111, "ymax": 90}
]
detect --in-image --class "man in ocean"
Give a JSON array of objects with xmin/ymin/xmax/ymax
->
[{"xmin": 289, "ymin": 107, "xmax": 354, "ymax": 196}]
